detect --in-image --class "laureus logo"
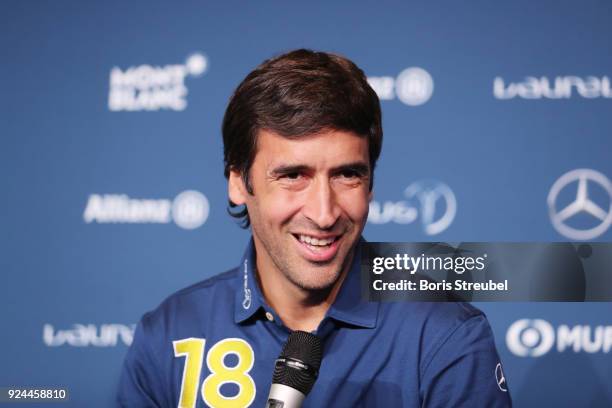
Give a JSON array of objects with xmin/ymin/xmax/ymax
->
[
  {"xmin": 43, "ymin": 324, "xmax": 135, "ymax": 347},
  {"xmin": 368, "ymin": 180, "xmax": 456, "ymax": 235},
  {"xmin": 494, "ymin": 75, "xmax": 612, "ymax": 99}
]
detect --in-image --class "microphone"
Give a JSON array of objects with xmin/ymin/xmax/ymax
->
[{"xmin": 265, "ymin": 331, "xmax": 322, "ymax": 408}]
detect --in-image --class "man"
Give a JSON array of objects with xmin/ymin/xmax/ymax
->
[{"xmin": 118, "ymin": 49, "xmax": 511, "ymax": 407}]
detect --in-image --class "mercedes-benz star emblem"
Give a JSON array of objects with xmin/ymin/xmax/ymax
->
[
  {"xmin": 495, "ymin": 363, "xmax": 508, "ymax": 392},
  {"xmin": 547, "ymin": 169, "xmax": 612, "ymax": 240}
]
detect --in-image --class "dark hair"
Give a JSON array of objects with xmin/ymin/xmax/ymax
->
[{"xmin": 222, "ymin": 49, "xmax": 383, "ymax": 227}]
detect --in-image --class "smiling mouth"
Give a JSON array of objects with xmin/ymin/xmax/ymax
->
[{"xmin": 292, "ymin": 233, "xmax": 341, "ymax": 252}]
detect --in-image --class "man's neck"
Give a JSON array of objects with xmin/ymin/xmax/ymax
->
[{"xmin": 255, "ymin": 253, "xmax": 352, "ymax": 333}]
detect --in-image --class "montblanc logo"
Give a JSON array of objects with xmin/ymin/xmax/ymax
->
[
  {"xmin": 506, "ymin": 319, "xmax": 612, "ymax": 357},
  {"xmin": 83, "ymin": 190, "xmax": 209, "ymax": 230},
  {"xmin": 368, "ymin": 180, "xmax": 456, "ymax": 235},
  {"xmin": 494, "ymin": 75, "xmax": 612, "ymax": 100},
  {"xmin": 43, "ymin": 324, "xmax": 135, "ymax": 347},
  {"xmin": 368, "ymin": 67, "xmax": 434, "ymax": 106},
  {"xmin": 108, "ymin": 52, "xmax": 208, "ymax": 111}
]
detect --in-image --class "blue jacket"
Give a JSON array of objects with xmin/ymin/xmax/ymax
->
[{"xmin": 118, "ymin": 238, "xmax": 511, "ymax": 407}]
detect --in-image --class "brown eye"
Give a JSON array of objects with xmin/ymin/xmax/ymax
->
[
  {"xmin": 339, "ymin": 170, "xmax": 359, "ymax": 179},
  {"xmin": 279, "ymin": 172, "xmax": 305, "ymax": 184},
  {"xmin": 285, "ymin": 172, "xmax": 301, "ymax": 180}
]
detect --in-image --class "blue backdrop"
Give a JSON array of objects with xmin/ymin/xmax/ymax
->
[{"xmin": 1, "ymin": 1, "xmax": 611, "ymax": 407}]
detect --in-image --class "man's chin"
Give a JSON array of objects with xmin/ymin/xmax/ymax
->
[{"xmin": 288, "ymin": 265, "xmax": 344, "ymax": 292}]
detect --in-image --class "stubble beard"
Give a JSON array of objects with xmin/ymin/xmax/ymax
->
[{"xmin": 252, "ymin": 220, "xmax": 357, "ymax": 294}]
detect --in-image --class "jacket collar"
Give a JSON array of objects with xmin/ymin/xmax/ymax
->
[{"xmin": 233, "ymin": 237, "xmax": 379, "ymax": 329}]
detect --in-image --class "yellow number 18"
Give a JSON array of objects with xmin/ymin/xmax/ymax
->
[{"xmin": 173, "ymin": 337, "xmax": 256, "ymax": 408}]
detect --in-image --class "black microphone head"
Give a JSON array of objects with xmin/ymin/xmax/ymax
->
[
  {"xmin": 280, "ymin": 331, "xmax": 323, "ymax": 369},
  {"xmin": 273, "ymin": 331, "xmax": 322, "ymax": 395}
]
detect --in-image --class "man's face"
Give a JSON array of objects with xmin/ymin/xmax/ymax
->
[{"xmin": 229, "ymin": 129, "xmax": 372, "ymax": 292}]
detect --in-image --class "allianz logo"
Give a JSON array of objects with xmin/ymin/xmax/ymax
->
[
  {"xmin": 506, "ymin": 319, "xmax": 612, "ymax": 357},
  {"xmin": 43, "ymin": 324, "xmax": 135, "ymax": 347},
  {"xmin": 368, "ymin": 67, "xmax": 434, "ymax": 106},
  {"xmin": 83, "ymin": 190, "xmax": 209, "ymax": 230},
  {"xmin": 494, "ymin": 75, "xmax": 612, "ymax": 99},
  {"xmin": 108, "ymin": 52, "xmax": 208, "ymax": 111}
]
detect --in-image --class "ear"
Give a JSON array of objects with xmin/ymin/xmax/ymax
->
[
  {"xmin": 368, "ymin": 190, "xmax": 373, "ymax": 202},
  {"xmin": 228, "ymin": 169, "xmax": 248, "ymax": 205}
]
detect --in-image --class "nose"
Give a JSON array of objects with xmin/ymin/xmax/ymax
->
[{"xmin": 302, "ymin": 177, "xmax": 340, "ymax": 229}]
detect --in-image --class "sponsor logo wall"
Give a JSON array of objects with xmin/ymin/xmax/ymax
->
[
  {"xmin": 83, "ymin": 190, "xmax": 210, "ymax": 230},
  {"xmin": 506, "ymin": 319, "xmax": 612, "ymax": 357},
  {"xmin": 547, "ymin": 169, "xmax": 612, "ymax": 240},
  {"xmin": 368, "ymin": 180, "xmax": 456, "ymax": 235},
  {"xmin": 2, "ymin": 2, "xmax": 611, "ymax": 407},
  {"xmin": 494, "ymin": 76, "xmax": 612, "ymax": 100},
  {"xmin": 108, "ymin": 53, "xmax": 208, "ymax": 111},
  {"xmin": 368, "ymin": 67, "xmax": 434, "ymax": 106},
  {"xmin": 43, "ymin": 324, "xmax": 135, "ymax": 347}
]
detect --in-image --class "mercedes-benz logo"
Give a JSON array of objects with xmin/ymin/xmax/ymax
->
[
  {"xmin": 548, "ymin": 169, "xmax": 612, "ymax": 240},
  {"xmin": 495, "ymin": 363, "xmax": 508, "ymax": 392}
]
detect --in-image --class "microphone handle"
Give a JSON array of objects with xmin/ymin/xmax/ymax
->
[{"xmin": 265, "ymin": 384, "xmax": 306, "ymax": 408}]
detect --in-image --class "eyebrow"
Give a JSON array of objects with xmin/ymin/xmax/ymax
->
[
  {"xmin": 332, "ymin": 162, "xmax": 370, "ymax": 175},
  {"xmin": 269, "ymin": 164, "xmax": 310, "ymax": 177},
  {"xmin": 269, "ymin": 161, "xmax": 370, "ymax": 177}
]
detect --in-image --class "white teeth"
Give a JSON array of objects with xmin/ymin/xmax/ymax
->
[{"xmin": 298, "ymin": 235, "xmax": 335, "ymax": 246}]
